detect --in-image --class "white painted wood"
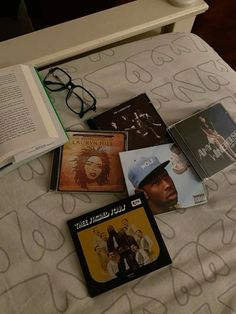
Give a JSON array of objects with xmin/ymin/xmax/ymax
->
[
  {"xmin": 168, "ymin": 0, "xmax": 199, "ymax": 8},
  {"xmin": 165, "ymin": 15, "xmax": 196, "ymax": 32},
  {"xmin": 0, "ymin": 0, "xmax": 208, "ymax": 68}
]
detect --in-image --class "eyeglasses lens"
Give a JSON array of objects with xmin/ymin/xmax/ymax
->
[
  {"xmin": 46, "ymin": 68, "xmax": 70, "ymax": 91},
  {"xmin": 67, "ymin": 87, "xmax": 96, "ymax": 114}
]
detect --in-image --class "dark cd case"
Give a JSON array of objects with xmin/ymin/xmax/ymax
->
[{"xmin": 67, "ymin": 192, "xmax": 172, "ymax": 297}]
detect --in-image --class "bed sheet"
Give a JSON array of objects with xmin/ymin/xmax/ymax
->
[{"xmin": 1, "ymin": 32, "xmax": 236, "ymax": 314}]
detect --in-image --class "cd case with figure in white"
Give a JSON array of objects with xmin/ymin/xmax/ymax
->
[{"xmin": 167, "ymin": 103, "xmax": 236, "ymax": 179}]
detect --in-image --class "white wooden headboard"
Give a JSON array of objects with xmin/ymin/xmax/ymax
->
[{"xmin": 0, "ymin": 0, "xmax": 208, "ymax": 68}]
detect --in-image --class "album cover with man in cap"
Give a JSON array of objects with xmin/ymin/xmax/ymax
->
[{"xmin": 119, "ymin": 144, "xmax": 207, "ymax": 215}]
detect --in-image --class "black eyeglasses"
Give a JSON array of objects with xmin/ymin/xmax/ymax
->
[{"xmin": 43, "ymin": 67, "xmax": 96, "ymax": 118}]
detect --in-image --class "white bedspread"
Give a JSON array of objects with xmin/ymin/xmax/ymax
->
[{"xmin": 1, "ymin": 32, "xmax": 236, "ymax": 314}]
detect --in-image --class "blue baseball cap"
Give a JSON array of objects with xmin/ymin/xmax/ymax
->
[{"xmin": 128, "ymin": 155, "xmax": 169, "ymax": 188}]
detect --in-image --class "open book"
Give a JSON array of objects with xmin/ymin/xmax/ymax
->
[{"xmin": 0, "ymin": 64, "xmax": 68, "ymax": 176}]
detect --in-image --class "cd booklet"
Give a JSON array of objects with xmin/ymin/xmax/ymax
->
[
  {"xmin": 119, "ymin": 143, "xmax": 207, "ymax": 216},
  {"xmin": 67, "ymin": 193, "xmax": 172, "ymax": 297},
  {"xmin": 168, "ymin": 103, "xmax": 236, "ymax": 179},
  {"xmin": 87, "ymin": 93, "xmax": 170, "ymax": 150}
]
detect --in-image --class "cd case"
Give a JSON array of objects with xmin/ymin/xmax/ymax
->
[
  {"xmin": 119, "ymin": 143, "xmax": 207, "ymax": 216},
  {"xmin": 87, "ymin": 93, "xmax": 170, "ymax": 150},
  {"xmin": 167, "ymin": 103, "xmax": 236, "ymax": 179},
  {"xmin": 67, "ymin": 193, "xmax": 172, "ymax": 297},
  {"xmin": 50, "ymin": 130, "xmax": 127, "ymax": 192}
]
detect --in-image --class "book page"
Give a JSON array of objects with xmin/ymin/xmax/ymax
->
[
  {"xmin": 21, "ymin": 65, "xmax": 58, "ymax": 138},
  {"xmin": 0, "ymin": 65, "xmax": 54, "ymax": 163}
]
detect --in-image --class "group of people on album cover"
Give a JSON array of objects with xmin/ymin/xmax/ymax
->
[{"xmin": 92, "ymin": 218, "xmax": 154, "ymax": 280}]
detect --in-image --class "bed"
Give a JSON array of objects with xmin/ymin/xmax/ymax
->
[{"xmin": 2, "ymin": 1, "xmax": 236, "ymax": 313}]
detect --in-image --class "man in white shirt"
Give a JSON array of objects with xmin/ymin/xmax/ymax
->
[
  {"xmin": 130, "ymin": 244, "xmax": 150, "ymax": 267},
  {"xmin": 106, "ymin": 252, "xmax": 121, "ymax": 279},
  {"xmin": 135, "ymin": 230, "xmax": 153, "ymax": 256}
]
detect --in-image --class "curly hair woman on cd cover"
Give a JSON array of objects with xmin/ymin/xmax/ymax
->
[{"xmin": 73, "ymin": 146, "xmax": 111, "ymax": 189}]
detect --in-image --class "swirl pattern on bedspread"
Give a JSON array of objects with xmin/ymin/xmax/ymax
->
[{"xmin": 1, "ymin": 32, "xmax": 236, "ymax": 314}]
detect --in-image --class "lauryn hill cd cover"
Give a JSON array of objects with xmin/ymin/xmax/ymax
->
[{"xmin": 51, "ymin": 130, "xmax": 127, "ymax": 192}]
